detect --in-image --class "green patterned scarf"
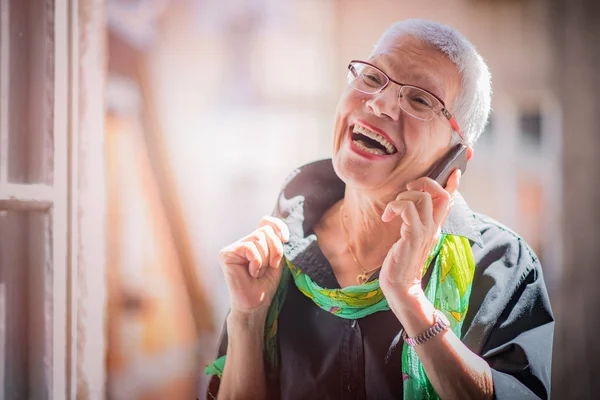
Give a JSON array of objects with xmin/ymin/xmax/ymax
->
[{"xmin": 205, "ymin": 234, "xmax": 476, "ymax": 399}]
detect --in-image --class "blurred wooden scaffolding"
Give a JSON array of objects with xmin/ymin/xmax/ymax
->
[{"xmin": 105, "ymin": 28, "xmax": 214, "ymax": 400}]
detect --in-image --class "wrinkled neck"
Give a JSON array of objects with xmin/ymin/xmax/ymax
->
[{"xmin": 339, "ymin": 187, "xmax": 402, "ymax": 266}]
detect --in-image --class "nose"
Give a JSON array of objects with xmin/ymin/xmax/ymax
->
[{"xmin": 365, "ymin": 85, "xmax": 402, "ymax": 121}]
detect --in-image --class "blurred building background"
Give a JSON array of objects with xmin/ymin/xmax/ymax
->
[
  {"xmin": 144, "ymin": 0, "xmax": 562, "ymax": 395},
  {"xmin": 0, "ymin": 0, "xmax": 598, "ymax": 399}
]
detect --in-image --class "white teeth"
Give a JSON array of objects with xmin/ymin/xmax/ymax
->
[
  {"xmin": 353, "ymin": 139, "xmax": 386, "ymax": 155},
  {"xmin": 352, "ymin": 124, "xmax": 397, "ymax": 154}
]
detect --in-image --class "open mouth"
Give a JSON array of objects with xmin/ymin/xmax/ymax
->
[{"xmin": 350, "ymin": 124, "xmax": 398, "ymax": 156}]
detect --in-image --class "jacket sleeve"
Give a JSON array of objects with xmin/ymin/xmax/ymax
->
[{"xmin": 463, "ymin": 222, "xmax": 555, "ymax": 400}]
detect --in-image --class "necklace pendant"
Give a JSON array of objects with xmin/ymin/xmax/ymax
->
[{"xmin": 357, "ymin": 273, "xmax": 369, "ymax": 285}]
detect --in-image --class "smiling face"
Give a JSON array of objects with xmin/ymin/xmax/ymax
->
[{"xmin": 332, "ymin": 34, "xmax": 462, "ymax": 200}]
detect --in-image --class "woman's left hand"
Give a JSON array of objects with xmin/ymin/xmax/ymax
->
[{"xmin": 378, "ymin": 169, "xmax": 461, "ymax": 300}]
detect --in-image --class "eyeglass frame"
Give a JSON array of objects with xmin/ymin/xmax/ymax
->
[{"xmin": 347, "ymin": 60, "xmax": 465, "ymax": 141}]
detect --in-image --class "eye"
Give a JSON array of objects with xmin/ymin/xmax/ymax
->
[
  {"xmin": 411, "ymin": 95, "xmax": 433, "ymax": 107},
  {"xmin": 362, "ymin": 73, "xmax": 383, "ymax": 87},
  {"xmin": 402, "ymin": 88, "xmax": 437, "ymax": 110}
]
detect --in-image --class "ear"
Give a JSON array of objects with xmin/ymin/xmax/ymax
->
[{"xmin": 466, "ymin": 145, "xmax": 474, "ymax": 161}]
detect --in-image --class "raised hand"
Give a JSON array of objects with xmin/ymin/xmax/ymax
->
[
  {"xmin": 219, "ymin": 216, "xmax": 290, "ymax": 316},
  {"xmin": 379, "ymin": 169, "xmax": 461, "ymax": 297}
]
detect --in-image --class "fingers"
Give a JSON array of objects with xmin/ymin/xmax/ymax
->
[
  {"xmin": 220, "ymin": 241, "xmax": 264, "ymax": 278},
  {"xmin": 404, "ymin": 173, "xmax": 460, "ymax": 225},
  {"xmin": 382, "ymin": 199, "xmax": 427, "ymax": 243},
  {"xmin": 382, "ymin": 191, "xmax": 433, "ymax": 225},
  {"xmin": 258, "ymin": 216, "xmax": 290, "ymax": 243},
  {"xmin": 407, "ymin": 170, "xmax": 461, "ymax": 199},
  {"xmin": 220, "ymin": 216, "xmax": 288, "ymax": 279},
  {"xmin": 261, "ymin": 225, "xmax": 285, "ymax": 276},
  {"xmin": 247, "ymin": 232, "xmax": 269, "ymax": 278},
  {"xmin": 396, "ymin": 200, "xmax": 420, "ymax": 232},
  {"xmin": 382, "ymin": 169, "xmax": 463, "ymax": 231},
  {"xmin": 444, "ymin": 169, "xmax": 461, "ymax": 198}
]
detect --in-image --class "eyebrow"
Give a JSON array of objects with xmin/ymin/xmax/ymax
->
[
  {"xmin": 408, "ymin": 75, "xmax": 445, "ymax": 99},
  {"xmin": 374, "ymin": 58, "xmax": 447, "ymax": 103}
]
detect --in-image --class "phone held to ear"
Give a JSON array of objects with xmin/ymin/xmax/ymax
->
[{"xmin": 426, "ymin": 144, "xmax": 468, "ymax": 187}]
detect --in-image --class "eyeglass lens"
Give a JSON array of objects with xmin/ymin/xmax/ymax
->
[{"xmin": 348, "ymin": 63, "xmax": 438, "ymax": 121}]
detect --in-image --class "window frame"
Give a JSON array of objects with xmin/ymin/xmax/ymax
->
[{"xmin": 0, "ymin": 0, "xmax": 106, "ymax": 398}]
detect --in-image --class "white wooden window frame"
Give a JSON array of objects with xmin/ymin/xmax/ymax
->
[{"xmin": 0, "ymin": 0, "xmax": 106, "ymax": 398}]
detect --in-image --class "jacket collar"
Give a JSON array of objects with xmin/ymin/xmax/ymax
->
[{"xmin": 273, "ymin": 159, "xmax": 483, "ymax": 282}]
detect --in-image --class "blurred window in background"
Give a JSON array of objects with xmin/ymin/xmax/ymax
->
[
  {"xmin": 513, "ymin": 97, "xmax": 560, "ymax": 288},
  {"xmin": 520, "ymin": 109, "xmax": 543, "ymax": 149}
]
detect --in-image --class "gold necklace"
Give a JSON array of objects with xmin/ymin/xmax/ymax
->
[{"xmin": 339, "ymin": 204, "xmax": 383, "ymax": 285}]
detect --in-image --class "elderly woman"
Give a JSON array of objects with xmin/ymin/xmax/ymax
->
[{"xmin": 206, "ymin": 19, "xmax": 553, "ymax": 400}]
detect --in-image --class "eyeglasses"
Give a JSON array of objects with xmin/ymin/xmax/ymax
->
[{"xmin": 347, "ymin": 60, "xmax": 464, "ymax": 140}]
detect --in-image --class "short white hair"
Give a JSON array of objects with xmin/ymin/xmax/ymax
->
[{"xmin": 370, "ymin": 19, "xmax": 492, "ymax": 146}]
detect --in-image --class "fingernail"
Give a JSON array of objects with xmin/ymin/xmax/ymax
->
[{"xmin": 381, "ymin": 209, "xmax": 390, "ymax": 222}]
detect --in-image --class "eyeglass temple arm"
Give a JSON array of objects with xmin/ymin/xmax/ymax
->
[{"xmin": 442, "ymin": 108, "xmax": 465, "ymax": 142}]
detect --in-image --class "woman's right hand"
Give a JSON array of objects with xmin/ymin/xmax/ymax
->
[{"xmin": 219, "ymin": 216, "xmax": 290, "ymax": 316}]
